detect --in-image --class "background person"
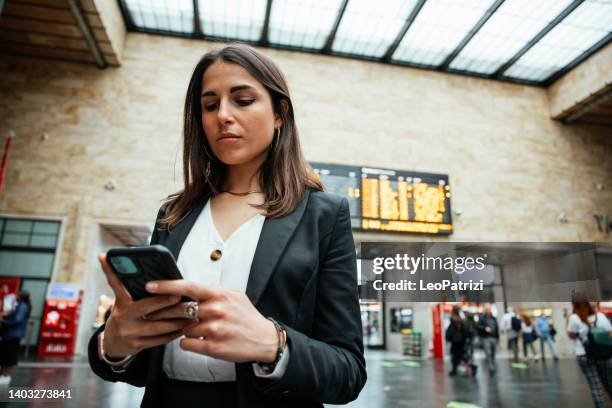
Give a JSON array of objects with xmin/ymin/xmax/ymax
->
[
  {"xmin": 501, "ymin": 306, "xmax": 521, "ymax": 363},
  {"xmin": 535, "ymin": 315, "xmax": 558, "ymax": 361},
  {"xmin": 477, "ymin": 304, "xmax": 499, "ymax": 375},
  {"xmin": 521, "ymin": 315, "xmax": 539, "ymax": 362},
  {"xmin": 464, "ymin": 312, "xmax": 478, "ymax": 376},
  {"xmin": 445, "ymin": 306, "xmax": 468, "ymax": 376},
  {"xmin": 0, "ymin": 291, "xmax": 31, "ymax": 386},
  {"xmin": 567, "ymin": 301, "xmax": 612, "ymax": 408}
]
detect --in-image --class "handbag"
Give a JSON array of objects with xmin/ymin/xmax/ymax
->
[{"xmin": 583, "ymin": 314, "xmax": 612, "ymax": 360}]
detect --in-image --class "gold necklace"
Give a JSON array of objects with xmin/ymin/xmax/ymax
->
[{"xmin": 221, "ymin": 190, "xmax": 263, "ymax": 196}]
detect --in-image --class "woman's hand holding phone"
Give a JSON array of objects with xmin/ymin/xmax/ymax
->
[
  {"xmin": 98, "ymin": 254, "xmax": 194, "ymax": 359},
  {"xmin": 144, "ymin": 280, "xmax": 279, "ymax": 364}
]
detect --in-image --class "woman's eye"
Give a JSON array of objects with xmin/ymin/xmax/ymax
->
[
  {"xmin": 237, "ymin": 99, "xmax": 254, "ymax": 106},
  {"xmin": 204, "ymin": 103, "xmax": 217, "ymax": 112}
]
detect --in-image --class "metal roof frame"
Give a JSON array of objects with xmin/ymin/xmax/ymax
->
[
  {"xmin": 192, "ymin": 0, "xmax": 202, "ymax": 37},
  {"xmin": 439, "ymin": 0, "xmax": 505, "ymax": 70},
  {"xmin": 322, "ymin": 0, "xmax": 348, "ymax": 54},
  {"xmin": 492, "ymin": 0, "xmax": 585, "ymax": 79},
  {"xmin": 382, "ymin": 0, "xmax": 427, "ymax": 62},
  {"xmin": 260, "ymin": 0, "xmax": 272, "ymax": 46}
]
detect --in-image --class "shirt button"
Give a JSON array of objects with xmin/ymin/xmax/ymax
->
[{"xmin": 210, "ymin": 249, "xmax": 222, "ymax": 261}]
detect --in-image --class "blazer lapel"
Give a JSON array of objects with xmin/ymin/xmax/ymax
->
[
  {"xmin": 162, "ymin": 198, "xmax": 208, "ymax": 260},
  {"xmin": 246, "ymin": 189, "xmax": 311, "ymax": 306}
]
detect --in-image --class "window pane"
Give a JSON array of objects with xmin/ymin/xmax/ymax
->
[
  {"xmin": 268, "ymin": 0, "xmax": 343, "ymax": 49},
  {"xmin": 33, "ymin": 221, "xmax": 60, "ymax": 235},
  {"xmin": 393, "ymin": 0, "xmax": 495, "ymax": 66},
  {"xmin": 199, "ymin": 0, "xmax": 267, "ymax": 41},
  {"xmin": 30, "ymin": 235, "xmax": 58, "ymax": 249},
  {"xmin": 2, "ymin": 233, "xmax": 29, "ymax": 246},
  {"xmin": 449, "ymin": 0, "xmax": 573, "ymax": 74},
  {"xmin": 5, "ymin": 220, "xmax": 32, "ymax": 233},
  {"xmin": 332, "ymin": 0, "xmax": 420, "ymax": 58},
  {"xmin": 125, "ymin": 0, "xmax": 194, "ymax": 33},
  {"xmin": 0, "ymin": 251, "xmax": 54, "ymax": 278}
]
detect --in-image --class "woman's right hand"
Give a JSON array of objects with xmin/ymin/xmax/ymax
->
[{"xmin": 98, "ymin": 253, "xmax": 193, "ymax": 359}]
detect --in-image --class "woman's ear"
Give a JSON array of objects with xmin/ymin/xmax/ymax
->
[
  {"xmin": 274, "ymin": 99, "xmax": 289, "ymax": 128},
  {"xmin": 280, "ymin": 99, "xmax": 290, "ymax": 114},
  {"xmin": 274, "ymin": 116, "xmax": 283, "ymax": 129}
]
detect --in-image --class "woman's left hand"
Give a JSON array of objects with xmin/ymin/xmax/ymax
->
[{"xmin": 144, "ymin": 280, "xmax": 279, "ymax": 363}]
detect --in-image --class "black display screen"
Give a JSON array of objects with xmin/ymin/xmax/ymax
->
[{"xmin": 310, "ymin": 162, "xmax": 453, "ymax": 235}]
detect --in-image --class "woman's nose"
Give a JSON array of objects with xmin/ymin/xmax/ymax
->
[{"xmin": 217, "ymin": 99, "xmax": 234, "ymax": 124}]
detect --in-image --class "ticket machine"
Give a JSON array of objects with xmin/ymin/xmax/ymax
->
[{"xmin": 38, "ymin": 283, "xmax": 82, "ymax": 357}]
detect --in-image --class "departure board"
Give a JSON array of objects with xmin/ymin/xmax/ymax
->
[{"xmin": 310, "ymin": 162, "xmax": 453, "ymax": 235}]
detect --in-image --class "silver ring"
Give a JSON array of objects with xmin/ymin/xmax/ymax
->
[{"xmin": 184, "ymin": 301, "xmax": 199, "ymax": 320}]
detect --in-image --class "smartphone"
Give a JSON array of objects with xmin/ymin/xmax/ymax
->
[{"xmin": 106, "ymin": 245, "xmax": 191, "ymax": 302}]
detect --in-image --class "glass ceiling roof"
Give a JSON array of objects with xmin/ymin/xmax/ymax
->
[{"xmin": 119, "ymin": 0, "xmax": 612, "ymax": 86}]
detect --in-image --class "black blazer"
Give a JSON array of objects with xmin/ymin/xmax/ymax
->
[{"xmin": 88, "ymin": 189, "xmax": 366, "ymax": 407}]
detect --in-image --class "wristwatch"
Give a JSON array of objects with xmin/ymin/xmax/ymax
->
[
  {"xmin": 257, "ymin": 318, "xmax": 287, "ymax": 374},
  {"xmin": 97, "ymin": 331, "xmax": 135, "ymax": 373}
]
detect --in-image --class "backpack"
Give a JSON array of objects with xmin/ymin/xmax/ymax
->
[
  {"xmin": 583, "ymin": 314, "xmax": 612, "ymax": 361},
  {"xmin": 511, "ymin": 316, "xmax": 522, "ymax": 332}
]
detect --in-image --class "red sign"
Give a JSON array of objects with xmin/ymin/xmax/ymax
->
[
  {"xmin": 0, "ymin": 277, "xmax": 20, "ymax": 314},
  {"xmin": 600, "ymin": 302, "xmax": 612, "ymax": 316},
  {"xmin": 431, "ymin": 304, "xmax": 443, "ymax": 360}
]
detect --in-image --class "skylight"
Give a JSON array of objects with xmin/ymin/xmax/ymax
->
[{"xmin": 120, "ymin": 0, "xmax": 612, "ymax": 85}]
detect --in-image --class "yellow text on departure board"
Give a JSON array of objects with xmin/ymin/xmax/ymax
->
[
  {"xmin": 412, "ymin": 182, "xmax": 446, "ymax": 223},
  {"xmin": 362, "ymin": 178, "xmax": 379, "ymax": 219}
]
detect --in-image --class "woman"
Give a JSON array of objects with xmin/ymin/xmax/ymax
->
[
  {"xmin": 445, "ymin": 306, "xmax": 470, "ymax": 376},
  {"xmin": 567, "ymin": 301, "xmax": 611, "ymax": 408},
  {"xmin": 521, "ymin": 315, "xmax": 539, "ymax": 362},
  {"xmin": 463, "ymin": 312, "xmax": 478, "ymax": 376},
  {"xmin": 535, "ymin": 315, "xmax": 558, "ymax": 361},
  {"xmin": 0, "ymin": 291, "xmax": 31, "ymax": 385},
  {"xmin": 88, "ymin": 44, "xmax": 366, "ymax": 407}
]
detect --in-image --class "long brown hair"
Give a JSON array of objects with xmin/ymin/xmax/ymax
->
[
  {"xmin": 160, "ymin": 43, "xmax": 323, "ymax": 229},
  {"xmin": 572, "ymin": 301, "xmax": 595, "ymax": 323}
]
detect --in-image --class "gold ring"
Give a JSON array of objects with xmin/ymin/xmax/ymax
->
[{"xmin": 184, "ymin": 301, "xmax": 199, "ymax": 320}]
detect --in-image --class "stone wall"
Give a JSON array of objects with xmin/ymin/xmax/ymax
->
[{"xmin": 1, "ymin": 33, "xmax": 612, "ymax": 287}]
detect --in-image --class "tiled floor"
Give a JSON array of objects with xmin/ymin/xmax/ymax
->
[
  {"xmin": 0, "ymin": 351, "xmax": 601, "ymax": 407},
  {"xmin": 337, "ymin": 351, "xmax": 596, "ymax": 408}
]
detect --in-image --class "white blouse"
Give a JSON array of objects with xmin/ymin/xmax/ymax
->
[{"xmin": 162, "ymin": 199, "xmax": 290, "ymax": 382}]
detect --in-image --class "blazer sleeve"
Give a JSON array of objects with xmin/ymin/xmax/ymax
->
[
  {"xmin": 87, "ymin": 207, "xmax": 165, "ymax": 387},
  {"xmin": 251, "ymin": 197, "xmax": 367, "ymax": 404}
]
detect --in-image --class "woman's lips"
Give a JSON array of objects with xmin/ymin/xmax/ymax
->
[{"xmin": 217, "ymin": 135, "xmax": 242, "ymax": 144}]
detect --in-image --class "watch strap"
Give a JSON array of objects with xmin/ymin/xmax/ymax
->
[{"xmin": 256, "ymin": 317, "xmax": 286, "ymax": 373}]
